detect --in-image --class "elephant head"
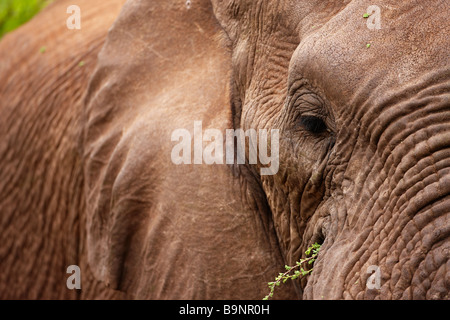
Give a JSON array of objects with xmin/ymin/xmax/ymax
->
[{"xmin": 83, "ymin": 0, "xmax": 449, "ymax": 299}]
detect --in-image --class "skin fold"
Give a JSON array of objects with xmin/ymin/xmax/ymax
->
[{"xmin": 0, "ymin": 0, "xmax": 448, "ymax": 299}]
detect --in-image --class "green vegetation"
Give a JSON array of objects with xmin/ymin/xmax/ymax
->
[
  {"xmin": 263, "ymin": 243, "xmax": 321, "ymax": 300},
  {"xmin": 0, "ymin": 0, "xmax": 52, "ymax": 39}
]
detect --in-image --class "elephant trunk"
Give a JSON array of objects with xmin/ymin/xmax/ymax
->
[{"xmin": 305, "ymin": 93, "xmax": 450, "ymax": 299}]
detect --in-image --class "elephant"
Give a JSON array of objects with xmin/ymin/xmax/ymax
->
[{"xmin": 0, "ymin": 0, "xmax": 448, "ymax": 300}]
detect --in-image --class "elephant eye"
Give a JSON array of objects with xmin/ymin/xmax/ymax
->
[{"xmin": 298, "ymin": 115, "xmax": 328, "ymax": 134}]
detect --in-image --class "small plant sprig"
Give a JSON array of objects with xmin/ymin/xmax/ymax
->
[{"xmin": 263, "ymin": 243, "xmax": 321, "ymax": 300}]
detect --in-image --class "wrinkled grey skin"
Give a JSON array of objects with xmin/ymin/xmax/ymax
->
[{"xmin": 0, "ymin": 0, "xmax": 448, "ymax": 299}]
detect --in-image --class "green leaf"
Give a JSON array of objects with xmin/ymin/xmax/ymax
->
[
  {"xmin": 264, "ymin": 243, "xmax": 322, "ymax": 300},
  {"xmin": 363, "ymin": 13, "xmax": 370, "ymax": 18}
]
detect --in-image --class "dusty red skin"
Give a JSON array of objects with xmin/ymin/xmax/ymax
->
[{"xmin": 0, "ymin": 0, "xmax": 448, "ymax": 299}]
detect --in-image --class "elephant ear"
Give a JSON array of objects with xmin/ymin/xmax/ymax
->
[{"xmin": 82, "ymin": 0, "xmax": 234, "ymax": 294}]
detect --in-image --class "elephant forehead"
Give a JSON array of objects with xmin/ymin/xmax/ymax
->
[{"xmin": 289, "ymin": 0, "xmax": 449, "ymax": 112}]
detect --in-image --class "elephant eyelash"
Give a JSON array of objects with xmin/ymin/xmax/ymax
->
[
  {"xmin": 298, "ymin": 115, "xmax": 328, "ymax": 135},
  {"xmin": 286, "ymin": 88, "xmax": 334, "ymax": 136}
]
